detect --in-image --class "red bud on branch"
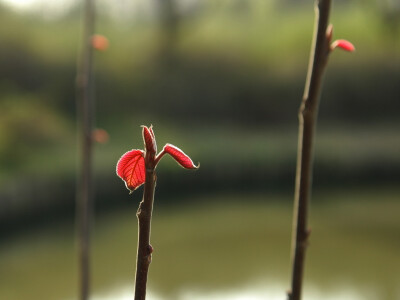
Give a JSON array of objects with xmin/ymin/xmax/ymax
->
[
  {"xmin": 91, "ymin": 34, "xmax": 109, "ymax": 51},
  {"xmin": 331, "ymin": 39, "xmax": 355, "ymax": 52},
  {"xmin": 92, "ymin": 128, "xmax": 109, "ymax": 144},
  {"xmin": 142, "ymin": 125, "xmax": 157, "ymax": 154},
  {"xmin": 116, "ymin": 126, "xmax": 198, "ymax": 194}
]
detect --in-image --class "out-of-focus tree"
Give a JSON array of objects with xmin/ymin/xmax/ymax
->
[
  {"xmin": 155, "ymin": 0, "xmax": 179, "ymax": 63},
  {"xmin": 379, "ymin": 0, "xmax": 400, "ymax": 32}
]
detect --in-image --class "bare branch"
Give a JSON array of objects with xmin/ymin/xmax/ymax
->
[{"xmin": 288, "ymin": 1, "xmax": 332, "ymax": 299}]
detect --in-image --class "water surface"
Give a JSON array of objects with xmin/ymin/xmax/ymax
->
[{"xmin": 1, "ymin": 190, "xmax": 399, "ymax": 300}]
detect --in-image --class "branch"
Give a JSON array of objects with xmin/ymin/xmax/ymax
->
[
  {"xmin": 288, "ymin": 1, "xmax": 332, "ymax": 299},
  {"xmin": 76, "ymin": 0, "xmax": 95, "ymax": 299},
  {"xmin": 134, "ymin": 155, "xmax": 157, "ymax": 300}
]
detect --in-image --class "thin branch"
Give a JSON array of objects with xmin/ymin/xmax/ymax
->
[
  {"xmin": 288, "ymin": 1, "xmax": 332, "ymax": 300},
  {"xmin": 134, "ymin": 157, "xmax": 157, "ymax": 300},
  {"xmin": 76, "ymin": 0, "xmax": 95, "ymax": 299}
]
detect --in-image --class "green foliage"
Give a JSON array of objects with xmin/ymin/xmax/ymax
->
[
  {"xmin": 0, "ymin": 93, "xmax": 73, "ymax": 170},
  {"xmin": 0, "ymin": 1, "xmax": 399, "ymax": 221}
]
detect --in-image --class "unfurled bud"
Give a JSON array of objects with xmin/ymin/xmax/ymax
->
[
  {"xmin": 116, "ymin": 125, "xmax": 198, "ymax": 194},
  {"xmin": 331, "ymin": 39, "xmax": 355, "ymax": 52}
]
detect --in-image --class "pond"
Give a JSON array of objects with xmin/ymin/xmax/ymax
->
[{"xmin": 1, "ymin": 190, "xmax": 399, "ymax": 300}]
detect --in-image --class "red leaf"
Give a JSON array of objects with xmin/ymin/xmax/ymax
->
[
  {"xmin": 116, "ymin": 149, "xmax": 145, "ymax": 192},
  {"xmin": 331, "ymin": 39, "xmax": 355, "ymax": 52},
  {"xmin": 163, "ymin": 144, "xmax": 198, "ymax": 169}
]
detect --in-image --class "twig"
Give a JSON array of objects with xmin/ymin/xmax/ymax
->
[
  {"xmin": 133, "ymin": 130, "xmax": 157, "ymax": 300},
  {"xmin": 76, "ymin": 0, "xmax": 95, "ymax": 299},
  {"xmin": 288, "ymin": 1, "xmax": 332, "ymax": 299},
  {"xmin": 134, "ymin": 164, "xmax": 156, "ymax": 300}
]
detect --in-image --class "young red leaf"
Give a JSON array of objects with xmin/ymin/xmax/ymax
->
[
  {"xmin": 331, "ymin": 39, "xmax": 355, "ymax": 52},
  {"xmin": 116, "ymin": 149, "xmax": 145, "ymax": 192},
  {"xmin": 142, "ymin": 125, "xmax": 157, "ymax": 154},
  {"xmin": 163, "ymin": 144, "xmax": 198, "ymax": 169},
  {"xmin": 149, "ymin": 126, "xmax": 155, "ymax": 139}
]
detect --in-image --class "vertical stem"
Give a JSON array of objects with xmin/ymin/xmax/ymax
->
[
  {"xmin": 134, "ymin": 165, "xmax": 156, "ymax": 300},
  {"xmin": 288, "ymin": 1, "xmax": 332, "ymax": 300},
  {"xmin": 76, "ymin": 0, "xmax": 95, "ymax": 300}
]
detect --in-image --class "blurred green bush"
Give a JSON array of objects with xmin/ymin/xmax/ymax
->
[{"xmin": 0, "ymin": 0, "xmax": 399, "ymax": 227}]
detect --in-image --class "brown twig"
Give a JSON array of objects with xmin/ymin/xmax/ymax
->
[
  {"xmin": 134, "ymin": 151, "xmax": 157, "ymax": 300},
  {"xmin": 288, "ymin": 1, "xmax": 332, "ymax": 299},
  {"xmin": 76, "ymin": 0, "xmax": 95, "ymax": 299}
]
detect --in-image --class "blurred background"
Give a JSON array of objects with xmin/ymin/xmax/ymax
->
[{"xmin": 0, "ymin": 0, "xmax": 399, "ymax": 299}]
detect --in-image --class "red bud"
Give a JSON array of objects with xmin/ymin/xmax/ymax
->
[
  {"xmin": 116, "ymin": 126, "xmax": 198, "ymax": 194},
  {"xmin": 142, "ymin": 125, "xmax": 157, "ymax": 154},
  {"xmin": 331, "ymin": 39, "xmax": 355, "ymax": 52},
  {"xmin": 91, "ymin": 34, "xmax": 109, "ymax": 51},
  {"xmin": 92, "ymin": 128, "xmax": 109, "ymax": 144}
]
